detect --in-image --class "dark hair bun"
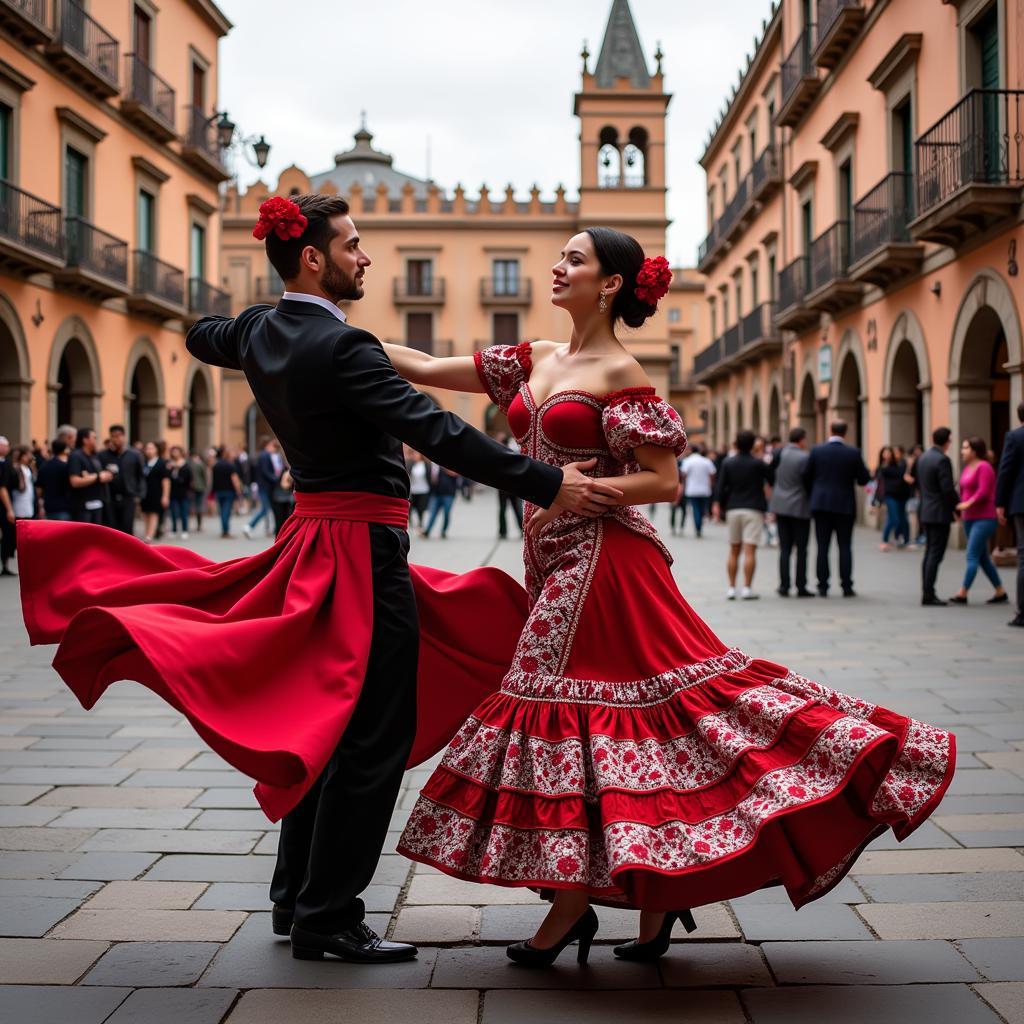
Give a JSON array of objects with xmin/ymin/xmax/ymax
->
[{"xmin": 584, "ymin": 226, "xmax": 658, "ymax": 329}]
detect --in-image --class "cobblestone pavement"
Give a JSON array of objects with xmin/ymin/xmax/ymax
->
[{"xmin": 1, "ymin": 492, "xmax": 1022, "ymax": 1024}]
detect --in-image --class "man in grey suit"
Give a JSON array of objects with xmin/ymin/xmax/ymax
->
[
  {"xmin": 995, "ymin": 400, "xmax": 1024, "ymax": 628},
  {"xmin": 770, "ymin": 427, "xmax": 813, "ymax": 598},
  {"xmin": 913, "ymin": 426, "xmax": 960, "ymax": 606}
]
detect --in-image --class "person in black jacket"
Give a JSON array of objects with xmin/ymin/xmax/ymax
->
[
  {"xmin": 913, "ymin": 426, "xmax": 960, "ymax": 606},
  {"xmin": 186, "ymin": 192, "xmax": 620, "ymax": 967},
  {"xmin": 996, "ymin": 401, "xmax": 1024, "ymax": 627},
  {"xmin": 802, "ymin": 420, "xmax": 871, "ymax": 597},
  {"xmin": 99, "ymin": 424, "xmax": 145, "ymax": 535}
]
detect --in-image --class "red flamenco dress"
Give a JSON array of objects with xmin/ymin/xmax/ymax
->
[{"xmin": 396, "ymin": 342, "xmax": 956, "ymax": 911}]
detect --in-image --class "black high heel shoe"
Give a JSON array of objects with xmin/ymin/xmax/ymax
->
[
  {"xmin": 613, "ymin": 909, "xmax": 697, "ymax": 961},
  {"xmin": 506, "ymin": 906, "xmax": 600, "ymax": 967}
]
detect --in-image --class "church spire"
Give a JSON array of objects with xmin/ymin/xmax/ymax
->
[{"xmin": 594, "ymin": 0, "xmax": 651, "ymax": 89}]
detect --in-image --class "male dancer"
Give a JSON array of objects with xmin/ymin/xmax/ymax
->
[{"xmin": 186, "ymin": 193, "xmax": 620, "ymax": 964}]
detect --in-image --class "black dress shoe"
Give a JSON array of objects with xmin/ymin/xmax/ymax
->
[
  {"xmin": 796, "ymin": 588, "xmax": 815, "ymax": 598},
  {"xmin": 506, "ymin": 906, "xmax": 600, "ymax": 967},
  {"xmin": 922, "ymin": 596, "xmax": 948, "ymax": 606},
  {"xmin": 613, "ymin": 909, "xmax": 698, "ymax": 961},
  {"xmin": 290, "ymin": 921, "xmax": 417, "ymax": 963},
  {"xmin": 817, "ymin": 588, "xmax": 828, "ymax": 597},
  {"xmin": 842, "ymin": 588, "xmax": 856, "ymax": 598},
  {"xmin": 272, "ymin": 905, "xmax": 293, "ymax": 936},
  {"xmin": 776, "ymin": 587, "xmax": 790, "ymax": 597},
  {"xmin": 1009, "ymin": 616, "xmax": 1024, "ymax": 628}
]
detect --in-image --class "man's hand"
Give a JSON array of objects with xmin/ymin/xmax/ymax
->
[
  {"xmin": 997, "ymin": 506, "xmax": 1008, "ymax": 526},
  {"xmin": 553, "ymin": 459, "xmax": 623, "ymax": 518},
  {"xmin": 98, "ymin": 470, "xmax": 113, "ymax": 484}
]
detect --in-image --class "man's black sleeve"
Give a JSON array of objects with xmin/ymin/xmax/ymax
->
[
  {"xmin": 335, "ymin": 330, "xmax": 562, "ymax": 508},
  {"xmin": 187, "ymin": 307, "xmax": 270, "ymax": 371}
]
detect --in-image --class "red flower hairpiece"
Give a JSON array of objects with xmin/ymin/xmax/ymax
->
[
  {"xmin": 252, "ymin": 196, "xmax": 308, "ymax": 241},
  {"xmin": 635, "ymin": 256, "xmax": 673, "ymax": 305}
]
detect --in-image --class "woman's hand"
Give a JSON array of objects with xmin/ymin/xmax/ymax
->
[{"xmin": 526, "ymin": 506, "xmax": 559, "ymax": 539}]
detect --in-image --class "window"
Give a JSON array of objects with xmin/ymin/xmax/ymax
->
[
  {"xmin": 0, "ymin": 103, "xmax": 11, "ymax": 181},
  {"xmin": 138, "ymin": 189, "xmax": 156, "ymax": 252},
  {"xmin": 406, "ymin": 259, "xmax": 433, "ymax": 296},
  {"xmin": 64, "ymin": 146, "xmax": 88, "ymax": 219},
  {"xmin": 406, "ymin": 312, "xmax": 433, "ymax": 353},
  {"xmin": 749, "ymin": 124, "xmax": 758, "ymax": 165},
  {"xmin": 768, "ymin": 252, "xmax": 777, "ymax": 300},
  {"xmin": 191, "ymin": 61, "xmax": 206, "ymax": 112},
  {"xmin": 838, "ymin": 159, "xmax": 853, "ymax": 263},
  {"xmin": 667, "ymin": 307, "xmax": 682, "ymax": 323},
  {"xmin": 190, "ymin": 222, "xmax": 206, "ymax": 279},
  {"xmin": 493, "ymin": 259, "xmax": 520, "ymax": 296},
  {"xmin": 493, "ymin": 312, "xmax": 519, "ymax": 345},
  {"xmin": 134, "ymin": 5, "xmax": 152, "ymax": 63},
  {"xmin": 801, "ymin": 200, "xmax": 814, "ymax": 256},
  {"xmin": 670, "ymin": 344, "xmax": 681, "ymax": 387},
  {"xmin": 751, "ymin": 263, "xmax": 760, "ymax": 307},
  {"xmin": 709, "ymin": 298, "xmax": 717, "ymax": 338},
  {"xmin": 722, "ymin": 289, "xmax": 730, "ymax": 326},
  {"xmin": 735, "ymin": 277, "xmax": 743, "ymax": 319}
]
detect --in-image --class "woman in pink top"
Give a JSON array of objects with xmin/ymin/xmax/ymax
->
[{"xmin": 951, "ymin": 437, "xmax": 1007, "ymax": 605}]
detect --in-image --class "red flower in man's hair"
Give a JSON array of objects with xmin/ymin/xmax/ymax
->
[
  {"xmin": 634, "ymin": 255, "xmax": 673, "ymax": 305},
  {"xmin": 252, "ymin": 196, "xmax": 308, "ymax": 241}
]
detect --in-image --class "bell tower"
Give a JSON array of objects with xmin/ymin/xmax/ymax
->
[{"xmin": 575, "ymin": 0, "xmax": 671, "ymax": 255}]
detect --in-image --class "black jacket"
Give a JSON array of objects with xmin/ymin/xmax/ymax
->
[
  {"xmin": 186, "ymin": 301, "xmax": 562, "ymax": 506},
  {"xmin": 803, "ymin": 440, "xmax": 871, "ymax": 516},
  {"xmin": 913, "ymin": 445, "xmax": 959, "ymax": 525},
  {"xmin": 996, "ymin": 425, "xmax": 1024, "ymax": 517},
  {"xmin": 99, "ymin": 445, "xmax": 145, "ymax": 499},
  {"xmin": 717, "ymin": 452, "xmax": 773, "ymax": 512}
]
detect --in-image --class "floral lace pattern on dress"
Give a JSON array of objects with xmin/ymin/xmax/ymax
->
[
  {"xmin": 441, "ymin": 681, "xmax": 813, "ymax": 799},
  {"xmin": 474, "ymin": 343, "xmax": 533, "ymax": 414},
  {"xmin": 601, "ymin": 388, "xmax": 688, "ymax": 465}
]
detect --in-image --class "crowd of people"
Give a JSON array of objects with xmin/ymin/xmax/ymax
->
[
  {"xmin": 666, "ymin": 401, "xmax": 1024, "ymax": 628},
  {"xmin": 0, "ymin": 427, "xmax": 299, "ymax": 574}
]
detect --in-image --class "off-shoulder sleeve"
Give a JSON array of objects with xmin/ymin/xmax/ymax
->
[
  {"xmin": 602, "ymin": 387, "xmax": 687, "ymax": 463},
  {"xmin": 473, "ymin": 342, "xmax": 532, "ymax": 414}
]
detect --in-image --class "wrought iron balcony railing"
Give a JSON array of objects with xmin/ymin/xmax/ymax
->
[
  {"xmin": 852, "ymin": 171, "xmax": 915, "ymax": 265},
  {"xmin": 65, "ymin": 216, "xmax": 127, "ymax": 283},
  {"xmin": 188, "ymin": 278, "xmax": 231, "ymax": 317},
  {"xmin": 780, "ymin": 26, "xmax": 815, "ymax": 110},
  {"xmin": 809, "ymin": 220, "xmax": 852, "ymax": 293},
  {"xmin": 0, "ymin": 0, "xmax": 51, "ymax": 42},
  {"xmin": 393, "ymin": 277, "xmax": 446, "ymax": 301},
  {"xmin": 53, "ymin": 0, "xmax": 118, "ymax": 91},
  {"xmin": 0, "ymin": 179, "xmax": 63, "ymax": 263},
  {"xmin": 184, "ymin": 106, "xmax": 222, "ymax": 160},
  {"xmin": 480, "ymin": 277, "xmax": 532, "ymax": 301},
  {"xmin": 132, "ymin": 250, "xmax": 184, "ymax": 306},
  {"xmin": 693, "ymin": 337, "xmax": 723, "ymax": 377},
  {"xmin": 778, "ymin": 255, "xmax": 810, "ymax": 312},
  {"xmin": 915, "ymin": 88, "xmax": 1024, "ymax": 215},
  {"xmin": 124, "ymin": 53, "xmax": 175, "ymax": 134}
]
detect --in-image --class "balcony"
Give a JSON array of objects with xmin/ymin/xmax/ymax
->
[
  {"xmin": 777, "ymin": 28, "xmax": 820, "ymax": 127},
  {"xmin": 697, "ymin": 221, "xmax": 722, "ymax": 272},
  {"xmin": 0, "ymin": 0, "xmax": 52, "ymax": 44},
  {"xmin": 813, "ymin": 0, "xmax": 865, "ymax": 70},
  {"xmin": 45, "ymin": 0, "xmax": 119, "ymax": 99},
  {"xmin": 693, "ymin": 337, "xmax": 723, "ymax": 381},
  {"xmin": 388, "ymin": 338, "xmax": 454, "ymax": 357},
  {"xmin": 739, "ymin": 302, "xmax": 782, "ymax": 362},
  {"xmin": 480, "ymin": 277, "xmax": 532, "ymax": 305},
  {"xmin": 54, "ymin": 216, "xmax": 128, "ymax": 300},
  {"xmin": 186, "ymin": 278, "xmax": 231, "ymax": 323},
  {"xmin": 805, "ymin": 220, "xmax": 863, "ymax": 314},
  {"xmin": 121, "ymin": 54, "xmax": 175, "ymax": 142},
  {"xmin": 252, "ymin": 276, "xmax": 284, "ymax": 304},
  {"xmin": 180, "ymin": 106, "xmax": 230, "ymax": 182},
  {"xmin": 720, "ymin": 174, "xmax": 752, "ymax": 244},
  {"xmin": 850, "ymin": 171, "xmax": 924, "ymax": 287},
  {"xmin": 0, "ymin": 179, "xmax": 64, "ymax": 275},
  {"xmin": 775, "ymin": 256, "xmax": 818, "ymax": 331},
  {"xmin": 911, "ymin": 89, "xmax": 1023, "ymax": 246},
  {"xmin": 127, "ymin": 250, "xmax": 185, "ymax": 320},
  {"xmin": 750, "ymin": 145, "xmax": 782, "ymax": 204},
  {"xmin": 393, "ymin": 277, "xmax": 446, "ymax": 305}
]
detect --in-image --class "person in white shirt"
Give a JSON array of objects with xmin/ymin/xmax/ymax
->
[
  {"xmin": 680, "ymin": 444, "xmax": 717, "ymax": 538},
  {"xmin": 405, "ymin": 448, "xmax": 431, "ymax": 530}
]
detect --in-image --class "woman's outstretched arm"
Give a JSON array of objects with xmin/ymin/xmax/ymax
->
[{"xmin": 382, "ymin": 343, "xmax": 485, "ymax": 394}]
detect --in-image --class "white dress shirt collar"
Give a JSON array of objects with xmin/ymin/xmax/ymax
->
[{"xmin": 281, "ymin": 291, "xmax": 347, "ymax": 323}]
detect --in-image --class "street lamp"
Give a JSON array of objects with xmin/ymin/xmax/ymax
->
[{"xmin": 212, "ymin": 110, "xmax": 271, "ymax": 169}]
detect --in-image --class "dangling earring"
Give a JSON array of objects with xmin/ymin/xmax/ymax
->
[{"xmin": 599, "ymin": 292, "xmax": 607, "ymax": 314}]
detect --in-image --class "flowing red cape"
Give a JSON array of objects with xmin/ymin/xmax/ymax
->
[{"xmin": 18, "ymin": 515, "xmax": 528, "ymax": 822}]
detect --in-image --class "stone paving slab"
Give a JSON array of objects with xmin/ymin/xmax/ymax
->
[
  {"xmin": 728, "ymin": 877, "xmax": 863, "ymax": 904},
  {"xmin": 0, "ymin": 826, "xmax": 95, "ymax": 851},
  {"xmin": 958, "ymin": 938, "xmax": 1024, "ymax": 981},
  {"xmin": 0, "ymin": 937, "xmax": 108, "ymax": 983},
  {"xmin": 480, "ymin": 990, "xmax": 746, "ymax": 1024},
  {"xmin": 857, "ymin": 902, "xmax": 1024, "ymax": 939},
  {"xmin": 732, "ymin": 902, "xmax": 873, "ymax": 942},
  {"xmin": 0, "ymin": 984, "xmax": 131, "ymax": 1024},
  {"xmin": 0, "ymin": 878, "xmax": 100, "ymax": 899},
  {"xmin": 188, "ymin": 788, "xmax": 260, "ymax": 809},
  {"xmin": 199, "ymin": 915, "xmax": 437, "ymax": 989},
  {"xmin": 0, "ymin": 784, "xmax": 51, "ymax": 804},
  {"xmin": 740, "ymin": 983, "xmax": 1001, "ymax": 1023},
  {"xmin": 82, "ymin": 941, "xmax": 221, "ymax": 987},
  {"xmin": 976, "ymin": 983, "xmax": 1024, "ymax": 1023},
  {"xmin": 855, "ymin": 871, "xmax": 1024, "ymax": 903},
  {"xmin": 0, "ymin": 851, "xmax": 78, "ymax": 878},
  {"xmin": 79, "ymin": 829, "xmax": 261, "ymax": 854},
  {"xmin": 49, "ymin": 808, "xmax": 202, "ymax": 829},
  {"xmin": 58, "ymin": 851, "xmax": 161, "ymax": 881},
  {"xmin": 761, "ymin": 939, "xmax": 978, "ymax": 985},
  {"xmin": 143, "ymin": 855, "xmax": 274, "ymax": 883},
  {"xmin": 52, "ymin": 908, "xmax": 246, "ymax": 942},
  {"xmin": 103, "ymin": 987, "xmax": 237, "ymax": 1024},
  {"xmin": 225, "ymin": 989, "xmax": 480, "ymax": 1024},
  {"xmin": 113, "ymin": 748, "xmax": 203, "ymax": 770},
  {"xmin": 658, "ymin": 943, "xmax": 774, "ymax": 988},
  {"xmin": 86, "ymin": 881, "xmax": 207, "ymax": 910},
  {"xmin": 850, "ymin": 848, "xmax": 1024, "ymax": 874},
  {"xmin": 0, "ymin": 894, "xmax": 82, "ymax": 936}
]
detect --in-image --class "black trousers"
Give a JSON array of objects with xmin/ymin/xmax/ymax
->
[
  {"xmin": 72, "ymin": 507, "xmax": 105, "ymax": 525},
  {"xmin": 271, "ymin": 499, "xmax": 294, "ymax": 539},
  {"xmin": 1015, "ymin": 515, "xmax": 1024, "ymax": 618},
  {"xmin": 498, "ymin": 491, "xmax": 523, "ymax": 538},
  {"xmin": 0, "ymin": 516, "xmax": 14, "ymax": 565},
  {"xmin": 813, "ymin": 511, "xmax": 855, "ymax": 593},
  {"xmin": 109, "ymin": 496, "xmax": 138, "ymax": 535},
  {"xmin": 777, "ymin": 515, "xmax": 811, "ymax": 592},
  {"xmin": 922, "ymin": 522, "xmax": 951, "ymax": 600},
  {"xmin": 270, "ymin": 523, "xmax": 418, "ymax": 934}
]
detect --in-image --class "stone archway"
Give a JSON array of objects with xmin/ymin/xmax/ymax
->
[
  {"xmin": 798, "ymin": 372, "xmax": 818, "ymax": 443},
  {"xmin": 751, "ymin": 391, "xmax": 762, "ymax": 436},
  {"xmin": 768, "ymin": 384, "xmax": 782, "ymax": 439},
  {"xmin": 48, "ymin": 316, "xmax": 102, "ymax": 438},
  {"xmin": 184, "ymin": 362, "xmax": 215, "ymax": 453},
  {"xmin": 0, "ymin": 294, "xmax": 30, "ymax": 443},
  {"xmin": 123, "ymin": 339, "xmax": 165, "ymax": 444},
  {"xmin": 709, "ymin": 405, "xmax": 718, "ymax": 450},
  {"xmin": 948, "ymin": 271, "xmax": 1023, "ymax": 458},
  {"xmin": 736, "ymin": 398, "xmax": 745, "ymax": 433},
  {"xmin": 722, "ymin": 401, "xmax": 731, "ymax": 448},
  {"xmin": 882, "ymin": 311, "xmax": 931, "ymax": 451},
  {"xmin": 245, "ymin": 402, "xmax": 271, "ymax": 456},
  {"xmin": 831, "ymin": 329, "xmax": 867, "ymax": 450}
]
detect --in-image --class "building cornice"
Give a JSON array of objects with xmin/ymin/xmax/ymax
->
[
  {"xmin": 187, "ymin": 192, "xmax": 218, "ymax": 215},
  {"xmin": 0, "ymin": 59, "xmax": 34, "ymax": 93},
  {"xmin": 788, "ymin": 160, "xmax": 818, "ymax": 191},
  {"xmin": 186, "ymin": 0, "xmax": 232, "ymax": 37},
  {"xmin": 132, "ymin": 155, "xmax": 171, "ymax": 184},
  {"xmin": 868, "ymin": 32, "xmax": 923, "ymax": 92},
  {"xmin": 56, "ymin": 106, "xmax": 106, "ymax": 142},
  {"xmin": 820, "ymin": 111, "xmax": 860, "ymax": 152}
]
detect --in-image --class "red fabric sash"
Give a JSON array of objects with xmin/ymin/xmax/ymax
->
[{"xmin": 291, "ymin": 490, "xmax": 410, "ymax": 527}]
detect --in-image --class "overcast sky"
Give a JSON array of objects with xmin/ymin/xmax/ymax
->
[{"xmin": 216, "ymin": 0, "xmax": 775, "ymax": 267}]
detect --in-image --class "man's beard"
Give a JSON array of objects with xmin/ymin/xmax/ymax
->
[{"xmin": 321, "ymin": 252, "xmax": 363, "ymax": 303}]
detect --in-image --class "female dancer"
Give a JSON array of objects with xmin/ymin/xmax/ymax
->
[{"xmin": 385, "ymin": 227, "xmax": 955, "ymax": 966}]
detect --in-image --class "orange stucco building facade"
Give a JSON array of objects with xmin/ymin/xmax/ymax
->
[
  {"xmin": 219, "ymin": 0, "xmax": 707, "ymax": 450},
  {"xmin": 693, "ymin": 0, "xmax": 1022, "ymax": 480},
  {"xmin": 0, "ymin": 0, "xmax": 231, "ymax": 451}
]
